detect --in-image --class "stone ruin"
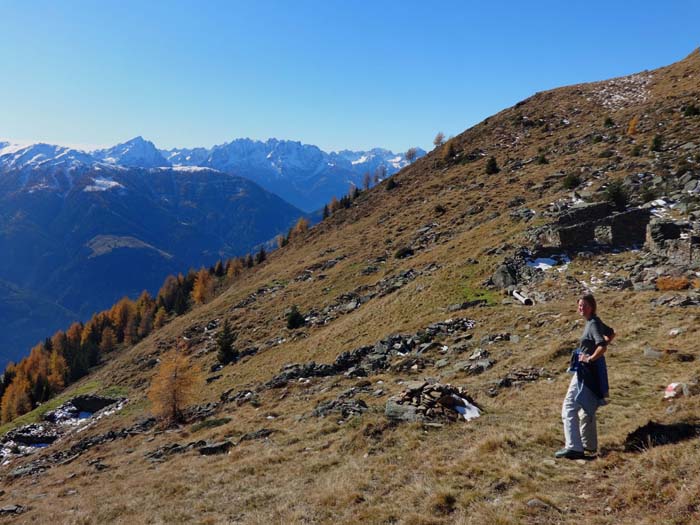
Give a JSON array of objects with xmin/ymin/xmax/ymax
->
[
  {"xmin": 646, "ymin": 219, "xmax": 700, "ymax": 268},
  {"xmin": 531, "ymin": 202, "xmax": 651, "ymax": 250}
]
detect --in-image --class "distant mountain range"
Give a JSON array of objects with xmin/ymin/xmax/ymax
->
[
  {"xmin": 1, "ymin": 137, "xmax": 425, "ymax": 211},
  {"xmin": 0, "ymin": 136, "xmax": 422, "ymax": 367}
]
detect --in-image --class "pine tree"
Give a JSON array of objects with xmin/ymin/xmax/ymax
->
[
  {"xmin": 216, "ymin": 319, "xmax": 238, "ymax": 364},
  {"xmin": 485, "ymin": 156, "xmax": 500, "ymax": 174},
  {"xmin": 255, "ymin": 246, "xmax": 267, "ymax": 265},
  {"xmin": 286, "ymin": 306, "xmax": 306, "ymax": 329},
  {"xmin": 245, "ymin": 253, "xmax": 254, "ymax": 268},
  {"xmin": 147, "ymin": 352, "xmax": 203, "ymax": 425},
  {"xmin": 322, "ymin": 204, "xmax": 330, "ymax": 220}
]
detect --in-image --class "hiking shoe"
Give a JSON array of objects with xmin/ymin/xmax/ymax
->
[{"xmin": 554, "ymin": 448, "xmax": 585, "ymax": 460}]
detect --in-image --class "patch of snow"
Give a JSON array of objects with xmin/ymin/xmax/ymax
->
[{"xmin": 83, "ymin": 177, "xmax": 124, "ymax": 192}]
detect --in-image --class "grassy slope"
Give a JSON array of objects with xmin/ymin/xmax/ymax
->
[{"xmin": 2, "ymin": 50, "xmax": 700, "ymax": 524}]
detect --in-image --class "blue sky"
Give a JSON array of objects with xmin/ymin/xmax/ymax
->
[{"xmin": 1, "ymin": 0, "xmax": 698, "ymax": 152}]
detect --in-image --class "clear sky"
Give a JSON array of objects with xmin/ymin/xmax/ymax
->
[{"xmin": 1, "ymin": 0, "xmax": 698, "ymax": 153}]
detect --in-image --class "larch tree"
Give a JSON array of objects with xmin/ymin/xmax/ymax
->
[
  {"xmin": 191, "ymin": 267, "xmax": 213, "ymax": 305},
  {"xmin": 433, "ymin": 132, "xmax": 445, "ymax": 149},
  {"xmin": 405, "ymin": 147, "xmax": 418, "ymax": 164},
  {"xmin": 147, "ymin": 352, "xmax": 203, "ymax": 425}
]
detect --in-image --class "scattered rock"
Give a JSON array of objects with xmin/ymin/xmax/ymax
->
[
  {"xmin": 198, "ymin": 441, "xmax": 234, "ymax": 456},
  {"xmin": 0, "ymin": 505, "xmax": 26, "ymax": 516}
]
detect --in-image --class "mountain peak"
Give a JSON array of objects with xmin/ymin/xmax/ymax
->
[{"xmin": 94, "ymin": 137, "xmax": 169, "ymax": 168}]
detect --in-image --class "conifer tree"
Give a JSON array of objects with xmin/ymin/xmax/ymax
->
[
  {"xmin": 255, "ymin": 246, "xmax": 267, "ymax": 264},
  {"xmin": 153, "ymin": 307, "xmax": 168, "ymax": 329},
  {"xmin": 216, "ymin": 319, "xmax": 238, "ymax": 364},
  {"xmin": 148, "ymin": 352, "xmax": 202, "ymax": 425},
  {"xmin": 191, "ymin": 267, "xmax": 213, "ymax": 305}
]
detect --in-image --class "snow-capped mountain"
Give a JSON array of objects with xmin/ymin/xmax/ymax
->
[
  {"xmin": 93, "ymin": 136, "xmax": 169, "ymax": 168},
  {"xmin": 1, "ymin": 137, "xmax": 425, "ymax": 211}
]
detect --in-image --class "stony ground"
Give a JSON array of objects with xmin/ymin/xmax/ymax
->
[{"xmin": 1, "ymin": 50, "xmax": 700, "ymax": 525}]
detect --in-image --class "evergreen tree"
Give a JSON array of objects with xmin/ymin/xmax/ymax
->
[
  {"xmin": 216, "ymin": 319, "xmax": 238, "ymax": 364},
  {"xmin": 322, "ymin": 204, "xmax": 330, "ymax": 220},
  {"xmin": 286, "ymin": 306, "xmax": 306, "ymax": 329},
  {"xmin": 485, "ymin": 156, "xmax": 500, "ymax": 174},
  {"xmin": 255, "ymin": 246, "xmax": 267, "ymax": 264}
]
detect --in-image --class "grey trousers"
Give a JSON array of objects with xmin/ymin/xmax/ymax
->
[{"xmin": 561, "ymin": 374, "xmax": 598, "ymax": 452}]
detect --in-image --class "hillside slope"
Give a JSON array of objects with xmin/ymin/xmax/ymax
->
[{"xmin": 1, "ymin": 50, "xmax": 700, "ymax": 524}]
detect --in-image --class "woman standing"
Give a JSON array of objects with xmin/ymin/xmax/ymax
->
[{"xmin": 555, "ymin": 293, "xmax": 612, "ymax": 460}]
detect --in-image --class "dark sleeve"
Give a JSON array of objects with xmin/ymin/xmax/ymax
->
[{"xmin": 590, "ymin": 320, "xmax": 608, "ymax": 347}]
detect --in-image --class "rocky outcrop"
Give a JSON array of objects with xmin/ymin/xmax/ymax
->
[{"xmin": 265, "ymin": 318, "xmax": 476, "ymax": 388}]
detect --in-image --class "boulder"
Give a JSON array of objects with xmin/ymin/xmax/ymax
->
[{"xmin": 198, "ymin": 440, "xmax": 233, "ymax": 455}]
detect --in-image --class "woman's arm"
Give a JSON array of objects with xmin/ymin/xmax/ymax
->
[{"xmin": 580, "ymin": 344, "xmax": 606, "ymax": 363}]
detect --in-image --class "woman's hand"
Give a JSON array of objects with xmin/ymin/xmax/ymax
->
[{"xmin": 578, "ymin": 354, "xmax": 590, "ymax": 363}]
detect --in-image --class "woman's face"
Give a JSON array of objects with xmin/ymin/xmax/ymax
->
[{"xmin": 578, "ymin": 299, "xmax": 593, "ymax": 318}]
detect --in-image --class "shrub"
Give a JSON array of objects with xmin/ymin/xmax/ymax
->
[
  {"xmin": 598, "ymin": 149, "xmax": 614, "ymax": 158},
  {"xmin": 286, "ymin": 306, "xmax": 305, "ymax": 330},
  {"xmin": 683, "ymin": 104, "xmax": 700, "ymax": 117},
  {"xmin": 604, "ymin": 116, "xmax": 615, "ymax": 128},
  {"xmin": 651, "ymin": 135, "xmax": 663, "ymax": 152},
  {"xmin": 605, "ymin": 180, "xmax": 629, "ymax": 210},
  {"xmin": 656, "ymin": 276, "xmax": 690, "ymax": 291},
  {"xmin": 485, "ymin": 156, "xmax": 499, "ymax": 174},
  {"xmin": 434, "ymin": 204, "xmax": 447, "ymax": 215},
  {"xmin": 386, "ymin": 178, "xmax": 397, "ymax": 190},
  {"xmin": 394, "ymin": 246, "xmax": 414, "ymax": 259},
  {"xmin": 592, "ymin": 135, "xmax": 603, "ymax": 144},
  {"xmin": 536, "ymin": 154, "xmax": 549, "ymax": 164},
  {"xmin": 562, "ymin": 173, "xmax": 581, "ymax": 190},
  {"xmin": 631, "ymin": 145, "xmax": 642, "ymax": 156}
]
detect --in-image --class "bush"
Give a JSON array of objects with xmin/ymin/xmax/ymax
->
[
  {"xmin": 656, "ymin": 276, "xmax": 690, "ymax": 291},
  {"xmin": 604, "ymin": 116, "xmax": 615, "ymax": 128},
  {"xmin": 434, "ymin": 204, "xmax": 447, "ymax": 215},
  {"xmin": 631, "ymin": 145, "xmax": 642, "ymax": 156},
  {"xmin": 485, "ymin": 156, "xmax": 499, "ymax": 174},
  {"xmin": 536, "ymin": 154, "xmax": 548, "ymax": 165},
  {"xmin": 394, "ymin": 246, "xmax": 414, "ymax": 259},
  {"xmin": 562, "ymin": 173, "xmax": 581, "ymax": 190},
  {"xmin": 386, "ymin": 178, "xmax": 397, "ymax": 190},
  {"xmin": 683, "ymin": 104, "xmax": 700, "ymax": 117},
  {"xmin": 651, "ymin": 135, "xmax": 663, "ymax": 152},
  {"xmin": 286, "ymin": 306, "xmax": 305, "ymax": 330},
  {"xmin": 605, "ymin": 180, "xmax": 629, "ymax": 210},
  {"xmin": 598, "ymin": 149, "xmax": 614, "ymax": 158}
]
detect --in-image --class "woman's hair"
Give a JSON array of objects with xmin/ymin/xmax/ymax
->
[{"xmin": 578, "ymin": 293, "xmax": 597, "ymax": 314}]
